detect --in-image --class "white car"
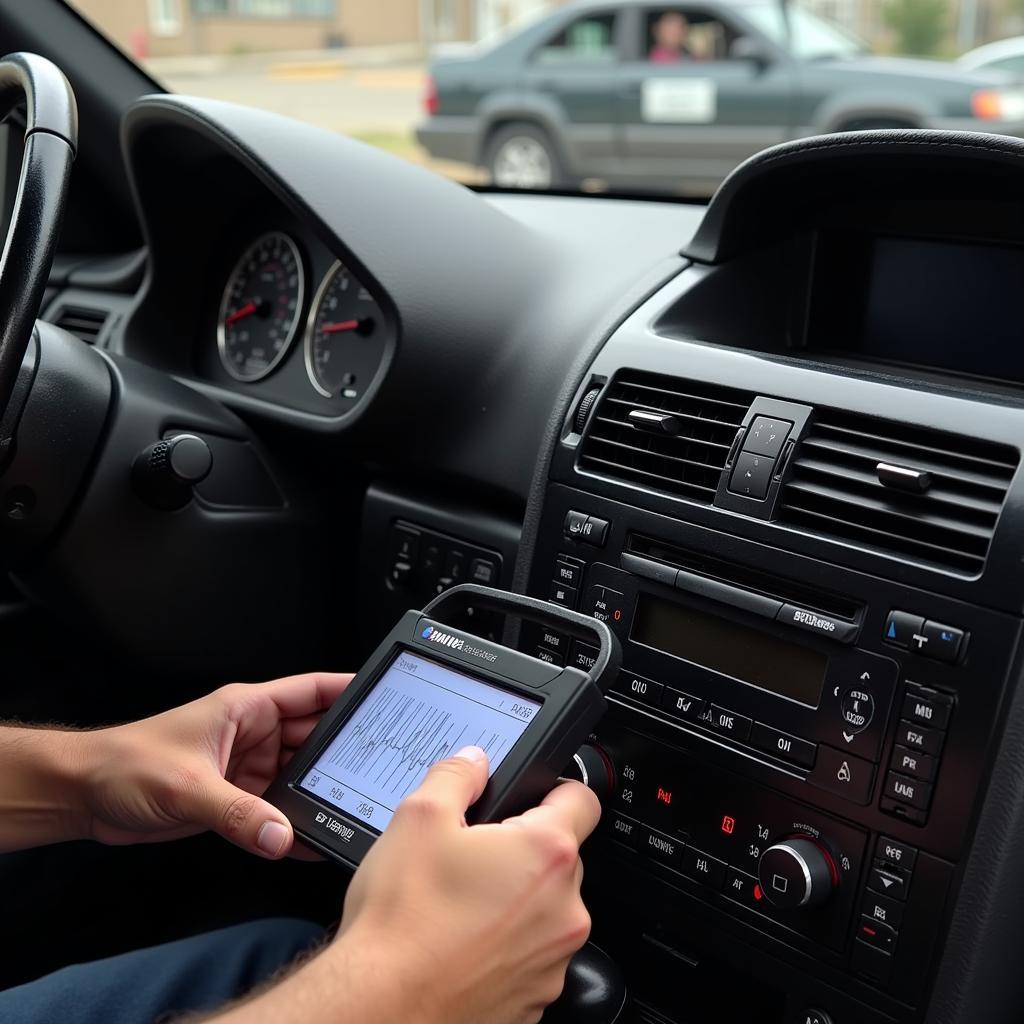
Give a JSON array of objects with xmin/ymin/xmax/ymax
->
[{"xmin": 958, "ymin": 36, "xmax": 1024, "ymax": 75}]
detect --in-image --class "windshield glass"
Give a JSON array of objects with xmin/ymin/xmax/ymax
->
[
  {"xmin": 67, "ymin": 0, "xmax": 1024, "ymax": 200},
  {"xmin": 740, "ymin": 4, "xmax": 865, "ymax": 59}
]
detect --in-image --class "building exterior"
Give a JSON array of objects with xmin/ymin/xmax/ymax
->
[{"xmin": 72, "ymin": 0, "xmax": 556, "ymax": 58}]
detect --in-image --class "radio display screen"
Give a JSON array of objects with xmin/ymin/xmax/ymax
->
[
  {"xmin": 298, "ymin": 649, "xmax": 541, "ymax": 833},
  {"xmin": 632, "ymin": 596, "xmax": 827, "ymax": 708}
]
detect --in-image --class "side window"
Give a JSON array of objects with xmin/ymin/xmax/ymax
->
[
  {"xmin": 534, "ymin": 13, "xmax": 618, "ymax": 65},
  {"xmin": 989, "ymin": 55, "xmax": 1024, "ymax": 74},
  {"xmin": 644, "ymin": 8, "xmax": 737, "ymax": 62}
]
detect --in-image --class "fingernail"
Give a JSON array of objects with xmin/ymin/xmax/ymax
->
[
  {"xmin": 453, "ymin": 745, "xmax": 486, "ymax": 764},
  {"xmin": 256, "ymin": 820, "xmax": 290, "ymax": 857}
]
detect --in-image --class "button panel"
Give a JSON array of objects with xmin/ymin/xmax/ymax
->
[
  {"xmin": 884, "ymin": 684, "xmax": 953, "ymax": 825},
  {"xmin": 599, "ymin": 729, "xmax": 868, "ymax": 957},
  {"xmin": 386, "ymin": 521, "xmax": 502, "ymax": 639},
  {"xmin": 563, "ymin": 509, "xmax": 609, "ymax": 546},
  {"xmin": 852, "ymin": 836, "xmax": 919, "ymax": 985},
  {"xmin": 884, "ymin": 608, "xmax": 968, "ymax": 664}
]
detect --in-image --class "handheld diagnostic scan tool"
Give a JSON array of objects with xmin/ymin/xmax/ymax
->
[{"xmin": 265, "ymin": 584, "xmax": 621, "ymax": 868}]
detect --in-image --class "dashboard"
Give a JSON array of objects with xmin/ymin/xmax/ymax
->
[{"xmin": 33, "ymin": 104, "xmax": 1024, "ymax": 1024}]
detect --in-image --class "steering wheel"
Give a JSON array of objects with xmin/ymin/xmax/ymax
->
[{"xmin": 0, "ymin": 53, "xmax": 76, "ymax": 419}]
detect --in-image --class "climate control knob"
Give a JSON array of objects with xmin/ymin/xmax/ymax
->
[
  {"xmin": 563, "ymin": 744, "xmax": 615, "ymax": 805},
  {"xmin": 757, "ymin": 837, "xmax": 836, "ymax": 910}
]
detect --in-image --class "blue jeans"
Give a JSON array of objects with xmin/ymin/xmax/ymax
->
[{"xmin": 0, "ymin": 918, "xmax": 325, "ymax": 1023}]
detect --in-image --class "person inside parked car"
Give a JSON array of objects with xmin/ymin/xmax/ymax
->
[
  {"xmin": 649, "ymin": 11, "xmax": 697, "ymax": 62},
  {"xmin": 0, "ymin": 672, "xmax": 598, "ymax": 1024}
]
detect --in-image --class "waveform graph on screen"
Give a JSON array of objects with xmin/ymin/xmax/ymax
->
[
  {"xmin": 301, "ymin": 651, "xmax": 541, "ymax": 831},
  {"xmin": 327, "ymin": 684, "xmax": 516, "ymax": 801}
]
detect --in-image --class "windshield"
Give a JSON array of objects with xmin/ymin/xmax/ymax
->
[
  {"xmin": 67, "ymin": 0, "xmax": 1024, "ymax": 200},
  {"xmin": 740, "ymin": 4, "xmax": 865, "ymax": 60}
]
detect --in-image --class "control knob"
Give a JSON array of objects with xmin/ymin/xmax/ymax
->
[
  {"xmin": 757, "ymin": 836, "xmax": 837, "ymax": 910},
  {"xmin": 563, "ymin": 743, "xmax": 615, "ymax": 805},
  {"xmin": 132, "ymin": 434, "xmax": 213, "ymax": 510}
]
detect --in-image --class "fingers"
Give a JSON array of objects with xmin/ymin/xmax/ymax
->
[
  {"xmin": 398, "ymin": 746, "xmax": 490, "ymax": 822},
  {"xmin": 252, "ymin": 672, "xmax": 353, "ymax": 720},
  {"xmin": 509, "ymin": 780, "xmax": 601, "ymax": 847},
  {"xmin": 281, "ymin": 713, "xmax": 325, "ymax": 749},
  {"xmin": 186, "ymin": 775, "xmax": 295, "ymax": 860}
]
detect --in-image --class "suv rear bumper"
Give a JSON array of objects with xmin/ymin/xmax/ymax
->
[{"xmin": 415, "ymin": 117, "xmax": 480, "ymax": 164}]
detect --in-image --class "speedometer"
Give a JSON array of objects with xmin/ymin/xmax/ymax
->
[
  {"xmin": 217, "ymin": 231, "xmax": 305, "ymax": 382},
  {"xmin": 304, "ymin": 261, "xmax": 383, "ymax": 398}
]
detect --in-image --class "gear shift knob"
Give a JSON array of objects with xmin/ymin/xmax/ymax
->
[{"xmin": 542, "ymin": 943, "xmax": 628, "ymax": 1024}]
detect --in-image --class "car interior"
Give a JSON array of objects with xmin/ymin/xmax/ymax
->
[{"xmin": 3, "ymin": 2, "xmax": 1024, "ymax": 1023}]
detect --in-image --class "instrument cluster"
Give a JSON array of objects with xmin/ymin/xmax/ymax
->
[{"xmin": 213, "ymin": 226, "xmax": 390, "ymax": 411}]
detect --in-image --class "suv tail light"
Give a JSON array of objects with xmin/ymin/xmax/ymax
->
[{"xmin": 424, "ymin": 75, "xmax": 439, "ymax": 117}]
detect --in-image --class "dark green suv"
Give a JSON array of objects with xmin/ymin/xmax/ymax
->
[{"xmin": 416, "ymin": 0, "xmax": 1024, "ymax": 193}]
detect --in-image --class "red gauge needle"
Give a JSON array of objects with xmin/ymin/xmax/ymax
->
[
  {"xmin": 225, "ymin": 301, "xmax": 259, "ymax": 327},
  {"xmin": 320, "ymin": 319, "xmax": 362, "ymax": 334}
]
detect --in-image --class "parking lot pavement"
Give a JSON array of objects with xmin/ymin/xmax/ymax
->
[{"xmin": 148, "ymin": 51, "xmax": 483, "ymax": 184}]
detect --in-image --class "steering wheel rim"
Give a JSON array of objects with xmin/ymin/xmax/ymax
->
[{"xmin": 0, "ymin": 52, "xmax": 77, "ymax": 418}]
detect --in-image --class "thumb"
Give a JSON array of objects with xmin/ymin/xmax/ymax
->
[
  {"xmin": 190, "ymin": 776, "xmax": 294, "ymax": 859},
  {"xmin": 404, "ymin": 745, "xmax": 490, "ymax": 820}
]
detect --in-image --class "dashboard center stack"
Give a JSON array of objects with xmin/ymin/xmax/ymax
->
[{"xmin": 523, "ymin": 351, "xmax": 1024, "ymax": 1021}]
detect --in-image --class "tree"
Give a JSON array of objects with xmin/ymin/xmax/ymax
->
[{"xmin": 884, "ymin": 0, "xmax": 949, "ymax": 55}]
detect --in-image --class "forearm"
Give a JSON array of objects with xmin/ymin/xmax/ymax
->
[
  {"xmin": 207, "ymin": 933, "xmax": 435, "ymax": 1024},
  {"xmin": 0, "ymin": 725, "xmax": 92, "ymax": 852}
]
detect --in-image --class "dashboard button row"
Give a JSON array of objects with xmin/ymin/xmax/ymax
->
[
  {"xmin": 610, "ymin": 673, "xmax": 823, "ymax": 777},
  {"xmin": 853, "ymin": 836, "xmax": 919, "ymax": 987},
  {"xmin": 884, "ymin": 608, "xmax": 966, "ymax": 664},
  {"xmin": 883, "ymin": 683, "xmax": 953, "ymax": 825},
  {"xmin": 563, "ymin": 510, "xmax": 610, "ymax": 547},
  {"xmin": 609, "ymin": 815, "xmax": 730, "ymax": 895}
]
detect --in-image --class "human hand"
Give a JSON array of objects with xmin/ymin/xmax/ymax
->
[
  {"xmin": 333, "ymin": 745, "xmax": 601, "ymax": 1024},
  {"xmin": 78, "ymin": 672, "xmax": 351, "ymax": 858}
]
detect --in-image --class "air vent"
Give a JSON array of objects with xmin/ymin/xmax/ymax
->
[
  {"xmin": 579, "ymin": 371, "xmax": 753, "ymax": 503},
  {"xmin": 50, "ymin": 304, "xmax": 109, "ymax": 345},
  {"xmin": 778, "ymin": 410, "xmax": 1019, "ymax": 576}
]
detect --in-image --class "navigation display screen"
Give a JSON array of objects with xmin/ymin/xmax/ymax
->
[
  {"xmin": 299, "ymin": 650, "xmax": 541, "ymax": 832},
  {"xmin": 860, "ymin": 238, "xmax": 1024, "ymax": 380},
  {"xmin": 632, "ymin": 595, "xmax": 827, "ymax": 708},
  {"xmin": 806, "ymin": 232, "xmax": 1024, "ymax": 384}
]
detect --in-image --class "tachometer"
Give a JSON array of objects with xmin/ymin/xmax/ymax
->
[
  {"xmin": 217, "ymin": 231, "xmax": 305, "ymax": 382},
  {"xmin": 304, "ymin": 260, "xmax": 383, "ymax": 398}
]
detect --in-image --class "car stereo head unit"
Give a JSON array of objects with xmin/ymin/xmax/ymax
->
[{"xmin": 265, "ymin": 584, "xmax": 621, "ymax": 868}]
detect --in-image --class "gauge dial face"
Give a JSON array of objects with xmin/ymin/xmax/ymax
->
[
  {"xmin": 217, "ymin": 231, "xmax": 305, "ymax": 382},
  {"xmin": 305, "ymin": 261, "xmax": 384, "ymax": 398}
]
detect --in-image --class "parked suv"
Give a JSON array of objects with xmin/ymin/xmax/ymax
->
[{"xmin": 417, "ymin": 0, "xmax": 1024, "ymax": 193}]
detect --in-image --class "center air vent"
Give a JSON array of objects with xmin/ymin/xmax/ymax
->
[
  {"xmin": 49, "ymin": 303, "xmax": 109, "ymax": 345},
  {"xmin": 578, "ymin": 371, "xmax": 753, "ymax": 503},
  {"xmin": 778, "ymin": 410, "xmax": 1019, "ymax": 576}
]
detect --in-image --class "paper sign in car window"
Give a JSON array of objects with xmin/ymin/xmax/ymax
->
[{"xmin": 642, "ymin": 79, "xmax": 717, "ymax": 123}]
